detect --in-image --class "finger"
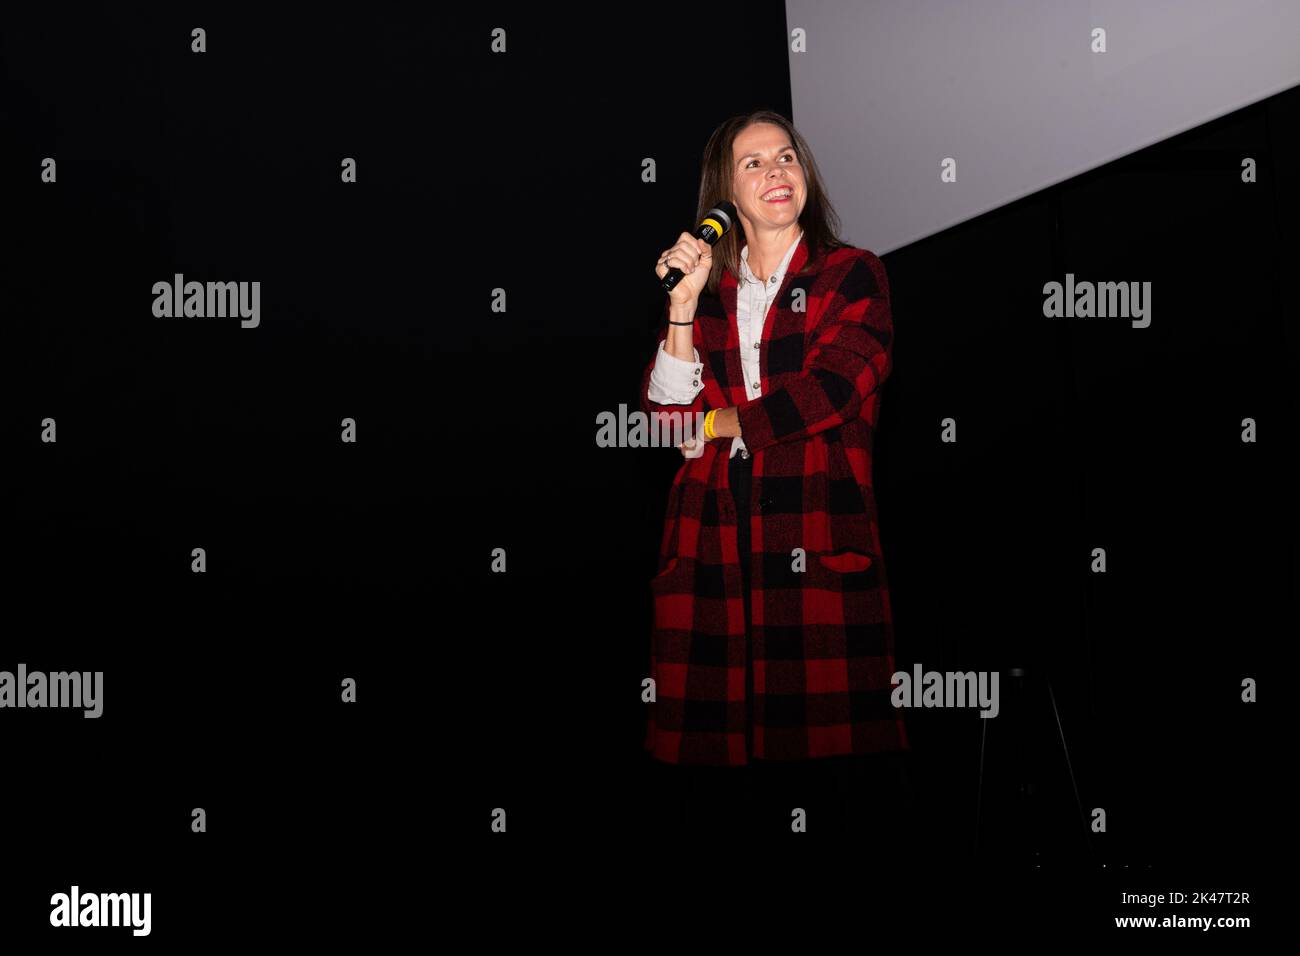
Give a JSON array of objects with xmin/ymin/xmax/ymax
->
[{"xmin": 674, "ymin": 246, "xmax": 702, "ymax": 271}]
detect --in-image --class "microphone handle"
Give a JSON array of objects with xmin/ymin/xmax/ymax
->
[{"xmin": 660, "ymin": 224, "xmax": 722, "ymax": 294}]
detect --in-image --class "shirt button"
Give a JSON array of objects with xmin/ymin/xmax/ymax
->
[
  {"xmin": 753, "ymin": 382, "xmax": 760, "ymax": 389},
  {"xmin": 770, "ymin": 276, "xmax": 777, "ymax": 284},
  {"xmin": 692, "ymin": 380, "xmax": 699, "ymax": 387},
  {"xmin": 753, "ymin": 342, "xmax": 760, "ymax": 349}
]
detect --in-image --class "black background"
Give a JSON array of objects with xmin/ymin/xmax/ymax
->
[{"xmin": 3, "ymin": 5, "xmax": 1291, "ymax": 939}]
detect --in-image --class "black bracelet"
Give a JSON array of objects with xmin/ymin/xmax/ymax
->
[{"xmin": 668, "ymin": 320, "xmax": 694, "ymax": 325}]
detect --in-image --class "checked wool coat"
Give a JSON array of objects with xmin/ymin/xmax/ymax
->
[{"xmin": 640, "ymin": 236, "xmax": 910, "ymax": 766}]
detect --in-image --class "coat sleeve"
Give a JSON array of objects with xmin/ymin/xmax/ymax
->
[
  {"xmin": 639, "ymin": 301, "xmax": 712, "ymax": 437},
  {"xmin": 734, "ymin": 251, "xmax": 892, "ymax": 452}
]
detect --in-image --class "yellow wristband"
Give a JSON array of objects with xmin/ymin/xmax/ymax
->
[{"xmin": 703, "ymin": 409, "xmax": 717, "ymax": 441}]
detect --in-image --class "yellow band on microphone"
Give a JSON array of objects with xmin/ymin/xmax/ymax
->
[{"xmin": 701, "ymin": 218, "xmax": 724, "ymax": 239}]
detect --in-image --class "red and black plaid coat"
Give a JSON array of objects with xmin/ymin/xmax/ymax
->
[{"xmin": 640, "ymin": 236, "xmax": 910, "ymax": 765}]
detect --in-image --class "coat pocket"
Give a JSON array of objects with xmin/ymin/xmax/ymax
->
[
  {"xmin": 804, "ymin": 548, "xmax": 886, "ymax": 634},
  {"xmin": 649, "ymin": 555, "xmax": 686, "ymax": 594},
  {"xmin": 817, "ymin": 549, "xmax": 873, "ymax": 574},
  {"xmin": 805, "ymin": 547, "xmax": 881, "ymax": 598}
]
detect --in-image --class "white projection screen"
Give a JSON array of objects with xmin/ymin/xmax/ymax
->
[{"xmin": 786, "ymin": 0, "xmax": 1300, "ymax": 253}]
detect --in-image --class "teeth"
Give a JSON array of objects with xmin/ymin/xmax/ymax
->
[{"xmin": 763, "ymin": 189, "xmax": 792, "ymax": 200}]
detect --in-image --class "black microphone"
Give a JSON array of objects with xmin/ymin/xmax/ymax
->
[{"xmin": 661, "ymin": 200, "xmax": 737, "ymax": 294}]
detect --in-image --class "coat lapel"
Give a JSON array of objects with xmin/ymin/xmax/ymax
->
[{"xmin": 716, "ymin": 233, "xmax": 825, "ymax": 410}]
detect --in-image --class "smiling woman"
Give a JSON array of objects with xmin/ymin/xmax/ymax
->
[
  {"xmin": 680, "ymin": 111, "xmax": 848, "ymax": 299},
  {"xmin": 639, "ymin": 109, "xmax": 915, "ymax": 836}
]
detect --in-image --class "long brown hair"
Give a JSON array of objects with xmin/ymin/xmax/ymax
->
[{"xmin": 693, "ymin": 110, "xmax": 850, "ymax": 297}]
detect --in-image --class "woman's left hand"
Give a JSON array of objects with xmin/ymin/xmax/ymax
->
[{"xmin": 678, "ymin": 437, "xmax": 707, "ymax": 459}]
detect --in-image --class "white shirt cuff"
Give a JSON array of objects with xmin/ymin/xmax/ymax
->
[{"xmin": 647, "ymin": 341, "xmax": 704, "ymax": 405}]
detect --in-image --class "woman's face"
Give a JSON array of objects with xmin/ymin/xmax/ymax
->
[{"xmin": 731, "ymin": 122, "xmax": 805, "ymax": 236}]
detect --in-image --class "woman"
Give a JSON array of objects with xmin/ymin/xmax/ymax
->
[{"xmin": 640, "ymin": 111, "xmax": 914, "ymax": 835}]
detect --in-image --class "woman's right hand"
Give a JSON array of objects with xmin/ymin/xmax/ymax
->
[{"xmin": 656, "ymin": 232, "xmax": 714, "ymax": 305}]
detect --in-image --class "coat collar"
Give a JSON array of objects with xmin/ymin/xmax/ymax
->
[
  {"xmin": 713, "ymin": 231, "xmax": 823, "ymax": 329},
  {"xmin": 722, "ymin": 231, "xmax": 822, "ymax": 297}
]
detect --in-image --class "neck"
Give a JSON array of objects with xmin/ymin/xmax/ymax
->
[{"xmin": 746, "ymin": 225, "xmax": 803, "ymax": 281}]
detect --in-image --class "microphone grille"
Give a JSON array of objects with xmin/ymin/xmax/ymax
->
[{"xmin": 707, "ymin": 201, "xmax": 737, "ymax": 234}]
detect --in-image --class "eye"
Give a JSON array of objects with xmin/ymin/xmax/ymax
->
[{"xmin": 748, "ymin": 153, "xmax": 794, "ymax": 169}]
